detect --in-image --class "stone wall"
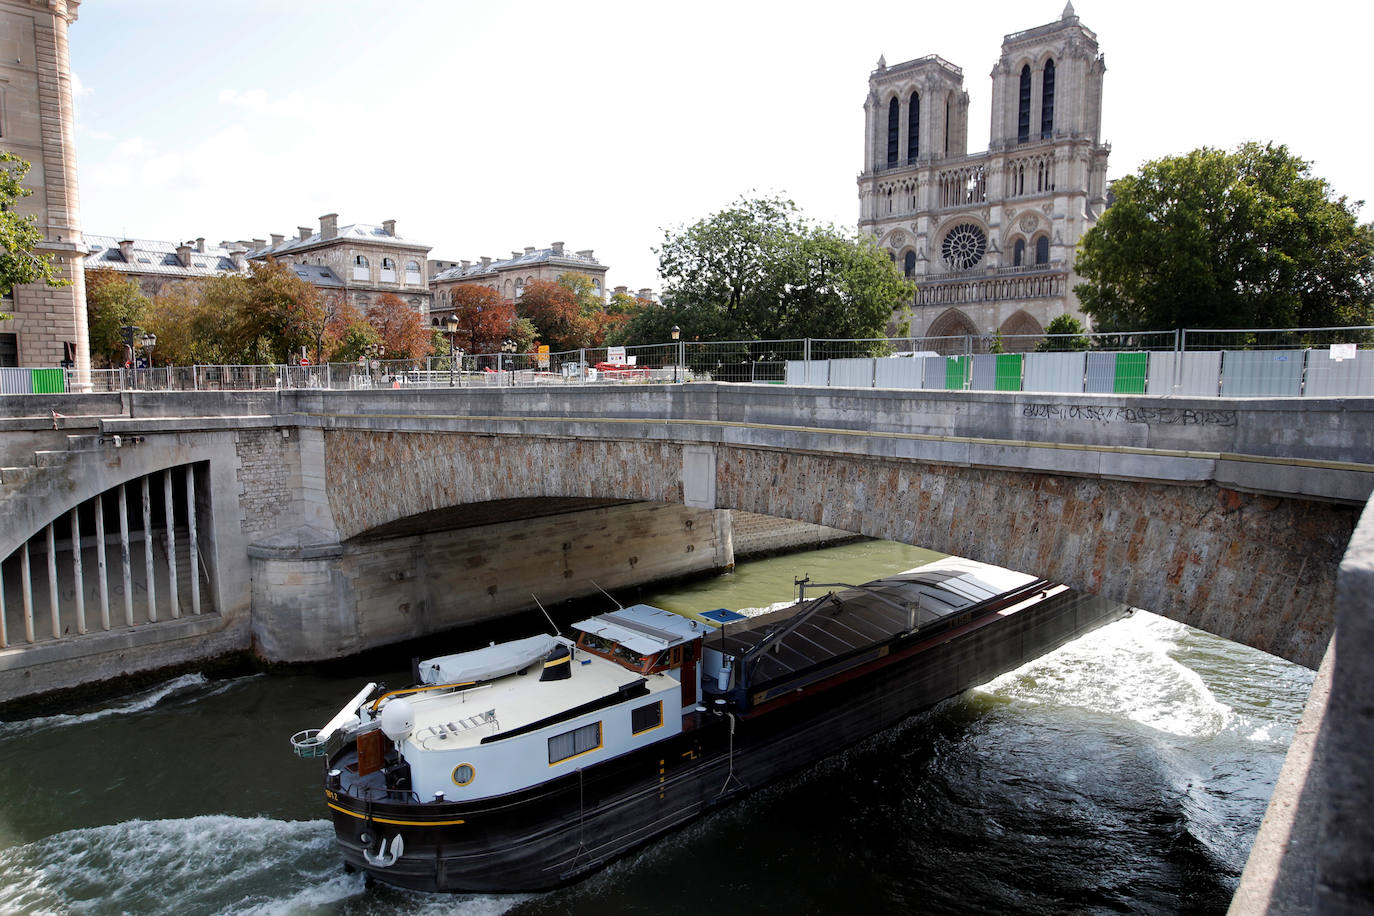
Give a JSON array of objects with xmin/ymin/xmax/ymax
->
[{"xmin": 729, "ymin": 510, "xmax": 856, "ymax": 559}]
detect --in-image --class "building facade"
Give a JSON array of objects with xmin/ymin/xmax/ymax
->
[
  {"xmin": 428, "ymin": 242, "xmax": 607, "ymax": 326},
  {"xmin": 0, "ymin": 0, "xmax": 89, "ymax": 379},
  {"xmin": 858, "ymin": 3, "xmax": 1109, "ymax": 349},
  {"xmin": 84, "ymin": 235, "xmax": 249, "ymax": 296},
  {"xmin": 239, "ymin": 214, "xmax": 432, "ymax": 317}
]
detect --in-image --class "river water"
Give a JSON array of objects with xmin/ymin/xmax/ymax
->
[{"xmin": 0, "ymin": 540, "xmax": 1313, "ymax": 915}]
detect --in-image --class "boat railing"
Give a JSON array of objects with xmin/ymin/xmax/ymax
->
[{"xmin": 343, "ymin": 781, "xmax": 423, "ymax": 805}]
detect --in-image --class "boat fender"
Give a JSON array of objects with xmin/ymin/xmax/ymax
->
[
  {"xmin": 717, "ymin": 659, "xmax": 731, "ymax": 692},
  {"xmin": 380, "ymin": 698, "xmax": 414, "ymax": 743},
  {"xmin": 540, "ymin": 644, "xmax": 572, "ymax": 682},
  {"xmin": 363, "ymin": 834, "xmax": 405, "ymax": 868}
]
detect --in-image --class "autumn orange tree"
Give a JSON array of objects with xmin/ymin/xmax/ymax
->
[
  {"xmin": 366, "ymin": 293, "xmax": 430, "ymax": 358},
  {"xmin": 447, "ymin": 285, "xmax": 517, "ymax": 354},
  {"xmin": 518, "ymin": 277, "xmax": 605, "ymax": 351}
]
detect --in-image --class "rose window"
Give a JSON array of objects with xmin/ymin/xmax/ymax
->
[{"xmin": 941, "ymin": 223, "xmax": 987, "ymax": 270}]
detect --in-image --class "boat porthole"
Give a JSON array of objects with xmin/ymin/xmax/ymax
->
[{"xmin": 452, "ymin": 763, "xmax": 475, "ymax": 786}]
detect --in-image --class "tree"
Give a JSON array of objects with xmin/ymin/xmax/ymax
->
[
  {"xmin": 85, "ymin": 268, "xmax": 150, "ymax": 367},
  {"xmin": 1075, "ymin": 143, "xmax": 1374, "ymax": 332},
  {"xmin": 1035, "ymin": 314, "xmax": 1092, "ymax": 351},
  {"xmin": 518, "ymin": 278, "xmax": 598, "ymax": 351},
  {"xmin": 0, "ymin": 152, "xmax": 66, "ymax": 301},
  {"xmin": 448, "ymin": 285, "xmax": 516, "ymax": 354},
  {"xmin": 146, "ymin": 277, "xmax": 245, "ymax": 365},
  {"xmin": 235, "ymin": 259, "xmax": 323, "ymax": 363},
  {"xmin": 366, "ymin": 293, "xmax": 430, "ymax": 358},
  {"xmin": 634, "ymin": 194, "xmax": 914, "ymax": 345}
]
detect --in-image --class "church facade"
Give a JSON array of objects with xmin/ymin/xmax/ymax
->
[{"xmin": 858, "ymin": 3, "xmax": 1109, "ymax": 349}]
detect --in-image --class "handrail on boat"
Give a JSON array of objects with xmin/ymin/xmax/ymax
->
[{"xmin": 369, "ymin": 679, "xmax": 477, "ymax": 711}]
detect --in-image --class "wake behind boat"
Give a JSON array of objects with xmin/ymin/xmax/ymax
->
[{"xmin": 290, "ymin": 556, "xmax": 1128, "ymax": 892}]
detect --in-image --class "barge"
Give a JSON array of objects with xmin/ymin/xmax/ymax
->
[{"xmin": 291, "ymin": 557, "xmax": 1128, "ymax": 892}]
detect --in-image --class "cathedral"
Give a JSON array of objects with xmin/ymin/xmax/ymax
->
[{"xmin": 858, "ymin": 3, "xmax": 1110, "ymax": 349}]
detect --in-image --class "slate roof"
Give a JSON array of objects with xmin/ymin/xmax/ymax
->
[
  {"xmin": 287, "ymin": 263, "xmax": 345, "ymax": 288},
  {"xmin": 247, "ymin": 223, "xmax": 429, "ymax": 259},
  {"xmin": 431, "ymin": 246, "xmax": 603, "ymax": 282},
  {"xmin": 85, "ymin": 234, "xmax": 247, "ymax": 278}
]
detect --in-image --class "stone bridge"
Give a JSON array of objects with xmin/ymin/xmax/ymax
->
[{"xmin": 1, "ymin": 384, "xmax": 1369, "ymax": 704}]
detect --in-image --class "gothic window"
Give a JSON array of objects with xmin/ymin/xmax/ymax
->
[
  {"xmin": 886, "ymin": 97, "xmax": 899, "ymax": 166},
  {"xmin": 944, "ymin": 98, "xmax": 950, "ymax": 156},
  {"xmin": 941, "ymin": 224, "xmax": 987, "ymax": 270},
  {"xmin": 904, "ymin": 251, "xmax": 916, "ymax": 277},
  {"xmin": 1017, "ymin": 65, "xmax": 1031, "ymax": 144},
  {"xmin": 907, "ymin": 92, "xmax": 919, "ymax": 163},
  {"xmin": 1013, "ymin": 239, "xmax": 1026, "ymax": 267},
  {"xmin": 1040, "ymin": 59, "xmax": 1055, "ymax": 139},
  {"xmin": 1035, "ymin": 236, "xmax": 1050, "ymax": 264}
]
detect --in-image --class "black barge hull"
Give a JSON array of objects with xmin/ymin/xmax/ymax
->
[{"xmin": 326, "ymin": 588, "xmax": 1127, "ymax": 892}]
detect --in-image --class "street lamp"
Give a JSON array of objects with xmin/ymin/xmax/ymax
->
[
  {"xmin": 501, "ymin": 339, "xmax": 517, "ymax": 387},
  {"xmin": 670, "ymin": 325, "xmax": 683, "ymax": 383},
  {"xmin": 445, "ymin": 315, "xmax": 460, "ymax": 388}
]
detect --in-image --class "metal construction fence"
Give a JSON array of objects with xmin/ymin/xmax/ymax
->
[{"xmin": 9, "ymin": 326, "xmax": 1374, "ymax": 397}]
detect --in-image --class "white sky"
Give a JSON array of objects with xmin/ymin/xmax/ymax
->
[{"xmin": 69, "ymin": 0, "xmax": 1374, "ymax": 294}]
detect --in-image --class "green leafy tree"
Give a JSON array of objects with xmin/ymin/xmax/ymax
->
[
  {"xmin": 1075, "ymin": 143, "xmax": 1374, "ymax": 332},
  {"xmin": 1035, "ymin": 314, "xmax": 1092, "ymax": 351},
  {"xmin": 85, "ymin": 268, "xmax": 151, "ymax": 367},
  {"xmin": 626, "ymin": 194, "xmax": 913, "ymax": 345},
  {"xmin": 0, "ymin": 152, "xmax": 67, "ymax": 302},
  {"xmin": 146, "ymin": 277, "xmax": 243, "ymax": 365},
  {"xmin": 236, "ymin": 259, "xmax": 323, "ymax": 363}
]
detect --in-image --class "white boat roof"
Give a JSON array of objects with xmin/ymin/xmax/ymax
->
[
  {"xmin": 571, "ymin": 603, "xmax": 706, "ymax": 654},
  {"xmin": 404, "ymin": 648, "xmax": 674, "ymax": 752}
]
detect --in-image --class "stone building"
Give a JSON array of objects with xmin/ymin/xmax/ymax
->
[
  {"xmin": 84, "ymin": 235, "xmax": 249, "ymax": 296},
  {"xmin": 0, "ymin": 0, "xmax": 89, "ymax": 378},
  {"xmin": 236, "ymin": 214, "xmax": 432, "ymax": 317},
  {"xmin": 858, "ymin": 2, "xmax": 1109, "ymax": 349},
  {"xmin": 428, "ymin": 243, "xmax": 607, "ymax": 326}
]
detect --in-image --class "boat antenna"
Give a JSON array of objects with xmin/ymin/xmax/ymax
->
[
  {"xmin": 590, "ymin": 580, "xmax": 625, "ymax": 611},
  {"xmin": 530, "ymin": 594, "xmax": 562, "ymax": 637}
]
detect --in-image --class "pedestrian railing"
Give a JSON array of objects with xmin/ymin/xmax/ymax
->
[{"xmin": 11, "ymin": 326, "xmax": 1374, "ymax": 398}]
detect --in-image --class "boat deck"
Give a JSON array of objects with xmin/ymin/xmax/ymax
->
[{"xmin": 713, "ymin": 560, "xmax": 1039, "ymax": 685}]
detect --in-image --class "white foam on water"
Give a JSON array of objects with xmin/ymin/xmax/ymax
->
[
  {"xmin": 977, "ymin": 611, "xmax": 1234, "ymax": 738},
  {"xmin": 0, "ymin": 815, "xmax": 337, "ymax": 915},
  {"xmin": 0, "ymin": 672, "xmax": 212, "ymax": 738}
]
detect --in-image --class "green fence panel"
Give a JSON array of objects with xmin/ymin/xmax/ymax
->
[
  {"xmin": 944, "ymin": 356, "xmax": 968, "ymax": 390},
  {"xmin": 30, "ymin": 368, "xmax": 65, "ymax": 394},
  {"xmin": 995, "ymin": 354, "xmax": 1023, "ymax": 391},
  {"xmin": 1113, "ymin": 352, "xmax": 1147, "ymax": 393}
]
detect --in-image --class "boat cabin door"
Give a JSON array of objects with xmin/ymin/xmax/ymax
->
[{"xmin": 681, "ymin": 640, "xmax": 698, "ymax": 707}]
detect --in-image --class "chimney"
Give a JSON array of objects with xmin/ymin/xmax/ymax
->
[
  {"xmin": 614, "ymin": 285, "xmax": 628, "ymax": 296},
  {"xmin": 297, "ymin": 226, "xmax": 312, "ymax": 242},
  {"xmin": 176, "ymin": 242, "xmax": 192, "ymax": 267},
  {"xmin": 638, "ymin": 288, "xmax": 653, "ymax": 300},
  {"xmin": 253, "ymin": 238, "xmax": 267, "ymax": 249},
  {"xmin": 461, "ymin": 260, "xmax": 471, "ymax": 270},
  {"xmin": 576, "ymin": 249, "xmax": 594, "ymax": 260},
  {"xmin": 320, "ymin": 213, "xmax": 338, "ymax": 240},
  {"xmin": 552, "ymin": 241, "xmax": 564, "ymax": 256},
  {"xmin": 117, "ymin": 239, "xmax": 134, "ymax": 261},
  {"xmin": 270, "ymin": 234, "xmax": 284, "ymax": 247},
  {"xmin": 195, "ymin": 237, "xmax": 206, "ymax": 253},
  {"xmin": 524, "ymin": 246, "xmax": 536, "ymax": 256},
  {"xmin": 512, "ymin": 251, "xmax": 521, "ymax": 259},
  {"xmin": 382, "ymin": 219, "xmax": 396, "ymax": 237},
  {"xmin": 230, "ymin": 249, "xmax": 247, "ymax": 271},
  {"xmin": 480, "ymin": 256, "xmax": 491, "ymax": 269}
]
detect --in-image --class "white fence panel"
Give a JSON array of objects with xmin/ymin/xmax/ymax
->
[
  {"xmin": 829, "ymin": 358, "xmax": 875, "ymax": 388},
  {"xmin": 970, "ymin": 355, "xmax": 997, "ymax": 391},
  {"xmin": 1145, "ymin": 351, "xmax": 1222, "ymax": 396},
  {"xmin": 873, "ymin": 357, "xmax": 925, "ymax": 389},
  {"xmin": 1303, "ymin": 350, "xmax": 1374, "ymax": 397},
  {"xmin": 0, "ymin": 368, "xmax": 33, "ymax": 394},
  {"xmin": 1084, "ymin": 352, "xmax": 1118, "ymax": 393},
  {"xmin": 1022, "ymin": 352, "xmax": 1086, "ymax": 394},
  {"xmin": 1221, "ymin": 350, "xmax": 1304, "ymax": 397}
]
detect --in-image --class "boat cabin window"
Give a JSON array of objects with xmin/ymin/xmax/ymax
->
[
  {"xmin": 548, "ymin": 722, "xmax": 602, "ymax": 764},
  {"xmin": 645, "ymin": 646, "xmax": 684, "ymax": 674},
  {"xmin": 579, "ymin": 632, "xmax": 616, "ymax": 655},
  {"xmin": 631, "ymin": 701, "xmax": 663, "ymax": 735}
]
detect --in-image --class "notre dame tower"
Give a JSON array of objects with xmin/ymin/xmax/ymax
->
[
  {"xmin": 0, "ymin": 0, "xmax": 89, "ymax": 383},
  {"xmin": 858, "ymin": 3, "xmax": 1110, "ymax": 349}
]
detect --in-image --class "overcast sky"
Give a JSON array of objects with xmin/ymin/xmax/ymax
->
[{"xmin": 69, "ymin": 0, "xmax": 1373, "ymax": 293}]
